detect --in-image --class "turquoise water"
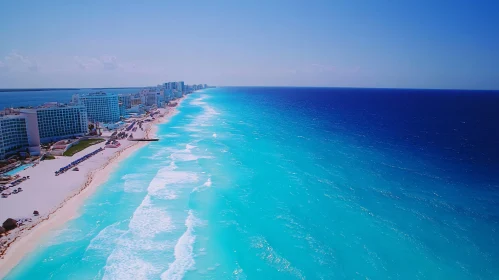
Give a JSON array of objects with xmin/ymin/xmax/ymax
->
[
  {"xmin": 6, "ymin": 88, "xmax": 499, "ymax": 279},
  {"xmin": 4, "ymin": 164, "xmax": 34, "ymax": 176}
]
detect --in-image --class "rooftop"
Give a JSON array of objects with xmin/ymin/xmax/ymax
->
[
  {"xmin": 17, "ymin": 103, "xmax": 85, "ymax": 112},
  {"xmin": 79, "ymin": 91, "xmax": 117, "ymax": 97}
]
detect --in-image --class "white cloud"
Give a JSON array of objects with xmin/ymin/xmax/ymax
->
[
  {"xmin": 100, "ymin": 55, "xmax": 118, "ymax": 70},
  {"xmin": 74, "ymin": 56, "xmax": 100, "ymax": 70},
  {"xmin": 2, "ymin": 51, "xmax": 39, "ymax": 72},
  {"xmin": 74, "ymin": 55, "xmax": 120, "ymax": 71}
]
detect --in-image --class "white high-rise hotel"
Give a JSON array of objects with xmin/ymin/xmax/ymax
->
[
  {"xmin": 0, "ymin": 115, "xmax": 29, "ymax": 159},
  {"xmin": 21, "ymin": 104, "xmax": 88, "ymax": 144},
  {"xmin": 1, "ymin": 103, "xmax": 88, "ymax": 159},
  {"xmin": 74, "ymin": 92, "xmax": 120, "ymax": 123}
]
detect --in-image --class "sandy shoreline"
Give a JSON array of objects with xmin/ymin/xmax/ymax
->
[{"xmin": 0, "ymin": 96, "xmax": 186, "ymax": 277}]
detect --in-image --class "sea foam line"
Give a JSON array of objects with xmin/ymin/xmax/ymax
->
[
  {"xmin": 102, "ymin": 162, "xmax": 200, "ymax": 279},
  {"xmin": 161, "ymin": 210, "xmax": 205, "ymax": 280},
  {"xmin": 192, "ymin": 177, "xmax": 212, "ymax": 193}
]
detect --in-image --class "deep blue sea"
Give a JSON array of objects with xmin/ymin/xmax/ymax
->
[{"xmin": 5, "ymin": 87, "xmax": 499, "ymax": 279}]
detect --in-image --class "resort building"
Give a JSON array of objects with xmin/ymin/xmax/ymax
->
[
  {"xmin": 131, "ymin": 96, "xmax": 142, "ymax": 106},
  {"xmin": 118, "ymin": 94, "xmax": 132, "ymax": 109},
  {"xmin": 163, "ymin": 86, "xmax": 174, "ymax": 102},
  {"xmin": 20, "ymin": 104, "xmax": 88, "ymax": 144},
  {"xmin": 177, "ymin": 81, "xmax": 185, "ymax": 95},
  {"xmin": 145, "ymin": 91, "xmax": 158, "ymax": 107},
  {"xmin": 0, "ymin": 115, "xmax": 29, "ymax": 159},
  {"xmin": 118, "ymin": 94, "xmax": 132, "ymax": 117},
  {"xmin": 164, "ymin": 82, "xmax": 176, "ymax": 91},
  {"xmin": 76, "ymin": 92, "xmax": 120, "ymax": 123}
]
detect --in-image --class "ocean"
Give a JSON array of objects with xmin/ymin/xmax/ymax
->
[{"xmin": 5, "ymin": 87, "xmax": 499, "ymax": 279}]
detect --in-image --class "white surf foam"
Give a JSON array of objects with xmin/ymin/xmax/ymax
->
[
  {"xmin": 103, "ymin": 250, "xmax": 160, "ymax": 280},
  {"xmin": 122, "ymin": 173, "xmax": 148, "ymax": 193},
  {"xmin": 167, "ymin": 145, "xmax": 212, "ymax": 162},
  {"xmin": 129, "ymin": 196, "xmax": 174, "ymax": 239},
  {"xmin": 185, "ymin": 95, "xmax": 220, "ymax": 137},
  {"xmin": 148, "ymin": 170, "xmax": 198, "ymax": 192},
  {"xmin": 185, "ymin": 144, "xmax": 197, "ymax": 150},
  {"xmin": 151, "ymin": 188, "xmax": 179, "ymax": 200},
  {"xmin": 251, "ymin": 236, "xmax": 305, "ymax": 279},
  {"xmin": 103, "ymin": 168, "xmax": 184, "ymax": 279},
  {"xmin": 192, "ymin": 177, "xmax": 212, "ymax": 193},
  {"xmin": 86, "ymin": 222, "xmax": 126, "ymax": 254},
  {"xmin": 160, "ymin": 210, "xmax": 204, "ymax": 280}
]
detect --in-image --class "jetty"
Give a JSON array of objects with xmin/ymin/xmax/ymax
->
[{"xmin": 129, "ymin": 138, "xmax": 159, "ymax": 142}]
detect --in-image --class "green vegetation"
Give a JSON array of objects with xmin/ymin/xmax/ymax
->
[
  {"xmin": 43, "ymin": 155, "xmax": 56, "ymax": 160},
  {"xmin": 63, "ymin": 139, "xmax": 105, "ymax": 157}
]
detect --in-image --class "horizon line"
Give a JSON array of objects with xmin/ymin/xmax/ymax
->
[{"xmin": 1, "ymin": 85, "xmax": 499, "ymax": 92}]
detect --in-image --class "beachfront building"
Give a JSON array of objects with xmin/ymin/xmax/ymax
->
[
  {"xmin": 163, "ymin": 84, "xmax": 174, "ymax": 102},
  {"xmin": 157, "ymin": 91, "xmax": 165, "ymax": 107},
  {"xmin": 0, "ymin": 115, "xmax": 29, "ymax": 159},
  {"xmin": 131, "ymin": 96, "xmax": 142, "ymax": 106},
  {"xmin": 141, "ymin": 90, "xmax": 156, "ymax": 106},
  {"xmin": 177, "ymin": 81, "xmax": 185, "ymax": 95},
  {"xmin": 164, "ymin": 82, "xmax": 176, "ymax": 91},
  {"xmin": 145, "ymin": 92, "xmax": 158, "ymax": 107},
  {"xmin": 118, "ymin": 94, "xmax": 132, "ymax": 109},
  {"xmin": 118, "ymin": 94, "xmax": 132, "ymax": 117},
  {"xmin": 165, "ymin": 89, "xmax": 173, "ymax": 102},
  {"xmin": 20, "ymin": 104, "xmax": 88, "ymax": 144},
  {"xmin": 119, "ymin": 102, "xmax": 126, "ymax": 118},
  {"xmin": 76, "ymin": 92, "xmax": 120, "ymax": 123}
]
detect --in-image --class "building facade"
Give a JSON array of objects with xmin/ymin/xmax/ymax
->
[
  {"xmin": 118, "ymin": 94, "xmax": 132, "ymax": 109},
  {"xmin": 21, "ymin": 105, "xmax": 88, "ymax": 144},
  {"xmin": 76, "ymin": 92, "xmax": 120, "ymax": 123},
  {"xmin": 177, "ymin": 81, "xmax": 185, "ymax": 95},
  {"xmin": 0, "ymin": 115, "xmax": 29, "ymax": 159},
  {"xmin": 131, "ymin": 96, "xmax": 142, "ymax": 106},
  {"xmin": 118, "ymin": 94, "xmax": 132, "ymax": 117},
  {"xmin": 145, "ymin": 92, "xmax": 158, "ymax": 107}
]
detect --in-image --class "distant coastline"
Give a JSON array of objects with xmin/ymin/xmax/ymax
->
[{"xmin": 0, "ymin": 87, "xmax": 145, "ymax": 93}]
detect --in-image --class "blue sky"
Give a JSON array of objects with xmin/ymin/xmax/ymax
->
[{"xmin": 0, "ymin": 0, "xmax": 498, "ymax": 89}]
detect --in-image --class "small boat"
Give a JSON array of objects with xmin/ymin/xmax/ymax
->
[
  {"xmin": 73, "ymin": 167, "xmax": 79, "ymax": 171},
  {"xmin": 18, "ymin": 188, "xmax": 23, "ymax": 192},
  {"xmin": 1, "ymin": 193, "xmax": 8, "ymax": 198}
]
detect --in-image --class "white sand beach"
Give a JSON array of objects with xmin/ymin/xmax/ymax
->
[{"xmin": 0, "ymin": 96, "xmax": 186, "ymax": 277}]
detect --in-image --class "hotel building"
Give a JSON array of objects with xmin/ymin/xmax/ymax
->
[
  {"xmin": 0, "ymin": 115, "xmax": 29, "ymax": 159},
  {"xmin": 118, "ymin": 94, "xmax": 132, "ymax": 117},
  {"xmin": 145, "ymin": 91, "xmax": 158, "ymax": 107},
  {"xmin": 20, "ymin": 104, "xmax": 88, "ymax": 144},
  {"xmin": 177, "ymin": 81, "xmax": 185, "ymax": 95},
  {"xmin": 76, "ymin": 92, "xmax": 120, "ymax": 123}
]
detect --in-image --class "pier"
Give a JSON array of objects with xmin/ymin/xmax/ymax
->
[{"xmin": 129, "ymin": 138, "xmax": 159, "ymax": 142}]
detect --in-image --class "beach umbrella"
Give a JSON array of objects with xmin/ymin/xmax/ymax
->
[
  {"xmin": 2, "ymin": 218, "xmax": 17, "ymax": 231},
  {"xmin": 33, "ymin": 210, "xmax": 39, "ymax": 216}
]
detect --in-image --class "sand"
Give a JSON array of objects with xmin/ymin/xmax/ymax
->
[{"xmin": 0, "ymin": 96, "xmax": 186, "ymax": 277}]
